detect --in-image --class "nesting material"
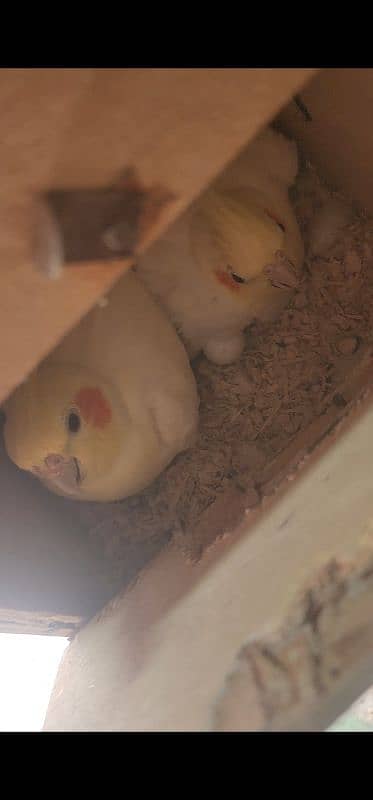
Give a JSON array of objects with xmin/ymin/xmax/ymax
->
[{"xmin": 76, "ymin": 160, "xmax": 373, "ymax": 581}]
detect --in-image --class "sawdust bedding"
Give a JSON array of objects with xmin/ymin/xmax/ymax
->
[{"xmin": 73, "ymin": 159, "xmax": 373, "ymax": 586}]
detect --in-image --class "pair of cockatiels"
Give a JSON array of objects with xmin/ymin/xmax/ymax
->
[{"xmin": 4, "ymin": 127, "xmax": 304, "ymax": 501}]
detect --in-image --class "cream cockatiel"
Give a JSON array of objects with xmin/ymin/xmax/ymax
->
[
  {"xmin": 3, "ymin": 272, "xmax": 199, "ymax": 502},
  {"xmin": 137, "ymin": 127, "xmax": 304, "ymax": 365}
]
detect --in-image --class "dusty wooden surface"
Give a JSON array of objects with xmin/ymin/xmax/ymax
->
[
  {"xmin": 213, "ymin": 551, "xmax": 373, "ymax": 731},
  {"xmin": 0, "ymin": 68, "xmax": 316, "ymax": 405},
  {"xmin": 279, "ymin": 68, "xmax": 373, "ymax": 215},
  {"xmin": 44, "ymin": 391, "xmax": 373, "ymax": 731},
  {"xmin": 0, "ymin": 609, "xmax": 79, "ymax": 638}
]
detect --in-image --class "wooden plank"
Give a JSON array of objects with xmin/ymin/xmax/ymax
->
[
  {"xmin": 278, "ymin": 68, "xmax": 373, "ymax": 215},
  {"xmin": 0, "ymin": 68, "xmax": 317, "ymax": 404},
  {"xmin": 0, "ymin": 609, "xmax": 80, "ymax": 638},
  {"xmin": 44, "ymin": 387, "xmax": 373, "ymax": 732}
]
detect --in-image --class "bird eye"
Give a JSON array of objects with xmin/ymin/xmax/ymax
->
[
  {"xmin": 228, "ymin": 267, "xmax": 246, "ymax": 285},
  {"xmin": 67, "ymin": 411, "xmax": 81, "ymax": 434},
  {"xmin": 231, "ymin": 273, "xmax": 246, "ymax": 284}
]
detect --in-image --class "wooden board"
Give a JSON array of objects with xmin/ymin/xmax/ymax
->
[
  {"xmin": 44, "ymin": 386, "xmax": 373, "ymax": 731},
  {"xmin": 0, "ymin": 68, "xmax": 317, "ymax": 405},
  {"xmin": 279, "ymin": 68, "xmax": 373, "ymax": 215}
]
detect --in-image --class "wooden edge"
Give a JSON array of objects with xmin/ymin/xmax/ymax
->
[{"xmin": 0, "ymin": 608, "xmax": 82, "ymax": 638}]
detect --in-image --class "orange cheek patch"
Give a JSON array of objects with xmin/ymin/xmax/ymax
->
[
  {"xmin": 214, "ymin": 269, "xmax": 240, "ymax": 292},
  {"xmin": 74, "ymin": 387, "xmax": 112, "ymax": 428}
]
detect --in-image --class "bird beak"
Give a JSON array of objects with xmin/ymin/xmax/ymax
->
[{"xmin": 33, "ymin": 453, "xmax": 83, "ymax": 495}]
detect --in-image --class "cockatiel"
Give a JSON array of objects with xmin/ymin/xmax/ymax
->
[
  {"xmin": 3, "ymin": 272, "xmax": 199, "ymax": 502},
  {"xmin": 137, "ymin": 127, "xmax": 304, "ymax": 365}
]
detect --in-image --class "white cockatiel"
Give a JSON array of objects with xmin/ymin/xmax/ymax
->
[
  {"xmin": 3, "ymin": 272, "xmax": 199, "ymax": 502},
  {"xmin": 137, "ymin": 127, "xmax": 304, "ymax": 365}
]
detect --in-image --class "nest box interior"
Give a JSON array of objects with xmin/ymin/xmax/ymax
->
[{"xmin": 2, "ymin": 68, "xmax": 373, "ymax": 638}]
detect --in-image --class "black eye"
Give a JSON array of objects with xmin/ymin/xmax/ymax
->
[
  {"xmin": 67, "ymin": 412, "xmax": 81, "ymax": 434},
  {"xmin": 230, "ymin": 271, "xmax": 246, "ymax": 284},
  {"xmin": 227, "ymin": 265, "xmax": 247, "ymax": 285}
]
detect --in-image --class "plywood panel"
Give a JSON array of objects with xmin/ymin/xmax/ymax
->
[
  {"xmin": 0, "ymin": 68, "xmax": 317, "ymax": 404},
  {"xmin": 279, "ymin": 68, "xmax": 373, "ymax": 214},
  {"xmin": 44, "ymin": 389, "xmax": 373, "ymax": 731}
]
